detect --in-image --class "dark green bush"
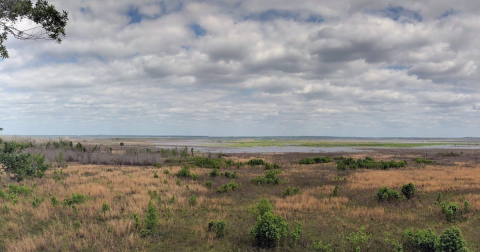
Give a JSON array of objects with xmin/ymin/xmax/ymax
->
[
  {"xmin": 265, "ymin": 163, "xmax": 281, "ymax": 169},
  {"xmin": 176, "ymin": 165, "xmax": 192, "ymax": 177},
  {"xmin": 193, "ymin": 157, "xmax": 222, "ymax": 169},
  {"xmin": 255, "ymin": 198, "xmax": 274, "ymax": 216},
  {"xmin": 209, "ymin": 169, "xmax": 220, "ymax": 177},
  {"xmin": 437, "ymin": 226, "xmax": 468, "ymax": 252},
  {"xmin": 440, "ymin": 201, "xmax": 459, "ymax": 222},
  {"xmin": 208, "ymin": 220, "xmax": 226, "ymax": 238},
  {"xmin": 205, "ymin": 181, "xmax": 213, "ymax": 189},
  {"xmin": 140, "ymin": 200, "xmax": 159, "ymax": 237},
  {"xmin": 283, "ymin": 186, "xmax": 301, "ymax": 197},
  {"xmin": 0, "ymin": 141, "xmax": 51, "ymax": 181},
  {"xmin": 224, "ymin": 171, "xmax": 238, "ymax": 179},
  {"xmin": 252, "ymin": 170, "xmax": 282, "ymax": 185},
  {"xmin": 401, "ymin": 183, "xmax": 416, "ymax": 199},
  {"xmin": 250, "ymin": 212, "xmax": 288, "ymax": 248},
  {"xmin": 63, "ymin": 193, "xmax": 88, "ymax": 206},
  {"xmin": 216, "ymin": 181, "xmax": 240, "ymax": 193},
  {"xmin": 247, "ymin": 159, "xmax": 265, "ymax": 166},
  {"xmin": 298, "ymin": 158, "xmax": 315, "ymax": 165},
  {"xmin": 414, "ymin": 158, "xmax": 435, "ymax": 164},
  {"xmin": 8, "ymin": 184, "xmax": 31, "ymax": 195},
  {"xmin": 402, "ymin": 228, "xmax": 437, "ymax": 252},
  {"xmin": 377, "ymin": 187, "xmax": 400, "ymax": 201}
]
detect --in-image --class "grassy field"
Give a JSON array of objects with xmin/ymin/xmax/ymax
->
[{"xmin": 1, "ymin": 147, "xmax": 480, "ymax": 251}]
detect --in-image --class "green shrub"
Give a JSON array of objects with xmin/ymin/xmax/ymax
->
[
  {"xmin": 255, "ymin": 198, "xmax": 274, "ymax": 216},
  {"xmin": 0, "ymin": 141, "xmax": 51, "ymax": 181},
  {"xmin": 252, "ymin": 170, "xmax": 282, "ymax": 185},
  {"xmin": 208, "ymin": 220, "xmax": 226, "ymax": 238},
  {"xmin": 336, "ymin": 162, "xmax": 346, "ymax": 170},
  {"xmin": 224, "ymin": 171, "xmax": 238, "ymax": 179},
  {"xmin": 346, "ymin": 227, "xmax": 372, "ymax": 252},
  {"xmin": 250, "ymin": 212, "xmax": 288, "ymax": 248},
  {"xmin": 63, "ymin": 193, "xmax": 88, "ymax": 206},
  {"xmin": 193, "ymin": 157, "xmax": 222, "ymax": 169},
  {"xmin": 209, "ymin": 169, "xmax": 220, "ymax": 177},
  {"xmin": 414, "ymin": 158, "xmax": 435, "ymax": 164},
  {"xmin": 154, "ymin": 163, "xmax": 162, "ymax": 168},
  {"xmin": 163, "ymin": 169, "xmax": 169, "ymax": 175},
  {"xmin": 247, "ymin": 159, "xmax": 265, "ymax": 166},
  {"xmin": 176, "ymin": 165, "xmax": 192, "ymax": 178},
  {"xmin": 216, "ymin": 181, "xmax": 240, "ymax": 193},
  {"xmin": 402, "ymin": 228, "xmax": 437, "ymax": 252},
  {"xmin": 283, "ymin": 186, "xmax": 301, "ymax": 197},
  {"xmin": 300, "ymin": 156, "xmax": 332, "ymax": 164},
  {"xmin": 189, "ymin": 195, "xmax": 197, "ymax": 206},
  {"xmin": 32, "ymin": 196, "xmax": 44, "ymax": 208},
  {"xmin": 401, "ymin": 183, "xmax": 416, "ymax": 199},
  {"xmin": 332, "ymin": 185, "xmax": 339, "ymax": 197},
  {"xmin": 153, "ymin": 172, "xmax": 159, "ymax": 178},
  {"xmin": 441, "ymin": 202, "xmax": 459, "ymax": 222},
  {"xmin": 132, "ymin": 212, "xmax": 140, "ymax": 228},
  {"xmin": 313, "ymin": 241, "xmax": 333, "ymax": 252},
  {"xmin": 8, "ymin": 184, "xmax": 31, "ymax": 195},
  {"xmin": 290, "ymin": 222, "xmax": 302, "ymax": 245},
  {"xmin": 437, "ymin": 226, "xmax": 468, "ymax": 252},
  {"xmin": 102, "ymin": 202, "xmax": 110, "ymax": 216},
  {"xmin": 140, "ymin": 200, "xmax": 159, "ymax": 237},
  {"xmin": 0, "ymin": 189, "xmax": 7, "ymax": 201},
  {"xmin": 265, "ymin": 163, "xmax": 281, "ymax": 169},
  {"xmin": 298, "ymin": 158, "xmax": 315, "ymax": 165},
  {"xmin": 377, "ymin": 187, "xmax": 400, "ymax": 201},
  {"xmin": 205, "ymin": 181, "xmax": 213, "ymax": 189}
]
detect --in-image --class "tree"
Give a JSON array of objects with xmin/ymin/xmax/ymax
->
[
  {"xmin": 0, "ymin": 140, "xmax": 51, "ymax": 181},
  {"xmin": 1, "ymin": 0, "xmax": 68, "ymax": 59}
]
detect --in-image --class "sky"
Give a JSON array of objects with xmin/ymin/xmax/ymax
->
[{"xmin": 1, "ymin": 0, "xmax": 480, "ymax": 137}]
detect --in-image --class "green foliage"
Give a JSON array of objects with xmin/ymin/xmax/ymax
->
[
  {"xmin": 250, "ymin": 212, "xmax": 288, "ymax": 248},
  {"xmin": 0, "ymin": 0, "xmax": 69, "ymax": 59},
  {"xmin": 8, "ymin": 184, "xmax": 31, "ymax": 195},
  {"xmin": 401, "ymin": 228, "xmax": 437, "ymax": 252},
  {"xmin": 247, "ymin": 159, "xmax": 265, "ymax": 166},
  {"xmin": 153, "ymin": 172, "xmax": 159, "ymax": 178},
  {"xmin": 132, "ymin": 212, "xmax": 140, "ymax": 228},
  {"xmin": 205, "ymin": 181, "xmax": 213, "ymax": 189},
  {"xmin": 0, "ymin": 141, "xmax": 51, "ymax": 181},
  {"xmin": 313, "ymin": 241, "xmax": 333, "ymax": 252},
  {"xmin": 332, "ymin": 185, "xmax": 339, "ymax": 197},
  {"xmin": 208, "ymin": 220, "xmax": 226, "ymax": 238},
  {"xmin": 51, "ymin": 196, "xmax": 59, "ymax": 206},
  {"xmin": 193, "ymin": 157, "xmax": 222, "ymax": 169},
  {"xmin": 102, "ymin": 202, "xmax": 110, "ymax": 215},
  {"xmin": 283, "ymin": 186, "xmax": 301, "ymax": 197},
  {"xmin": 0, "ymin": 189, "xmax": 7, "ymax": 201},
  {"xmin": 209, "ymin": 169, "xmax": 220, "ymax": 177},
  {"xmin": 189, "ymin": 195, "xmax": 197, "ymax": 206},
  {"xmin": 414, "ymin": 158, "xmax": 435, "ymax": 164},
  {"xmin": 63, "ymin": 193, "xmax": 88, "ymax": 207},
  {"xmin": 224, "ymin": 171, "xmax": 238, "ymax": 179},
  {"xmin": 55, "ymin": 152, "xmax": 68, "ymax": 168},
  {"xmin": 216, "ymin": 181, "xmax": 240, "ymax": 193},
  {"xmin": 163, "ymin": 169, "xmax": 169, "ymax": 175},
  {"xmin": 440, "ymin": 202, "xmax": 459, "ymax": 222},
  {"xmin": 299, "ymin": 156, "xmax": 332, "ymax": 164},
  {"xmin": 254, "ymin": 198, "xmax": 274, "ymax": 217},
  {"xmin": 377, "ymin": 187, "xmax": 400, "ymax": 201},
  {"xmin": 32, "ymin": 196, "xmax": 44, "ymax": 208},
  {"xmin": 290, "ymin": 222, "xmax": 302, "ymax": 245},
  {"xmin": 264, "ymin": 162, "xmax": 280, "ymax": 169},
  {"xmin": 140, "ymin": 200, "xmax": 159, "ymax": 237},
  {"xmin": 337, "ymin": 156, "xmax": 407, "ymax": 170},
  {"xmin": 252, "ymin": 169, "xmax": 282, "ymax": 185},
  {"xmin": 346, "ymin": 227, "xmax": 372, "ymax": 252},
  {"xmin": 437, "ymin": 226, "xmax": 467, "ymax": 252},
  {"xmin": 176, "ymin": 165, "xmax": 191, "ymax": 177},
  {"xmin": 401, "ymin": 183, "xmax": 416, "ymax": 199}
]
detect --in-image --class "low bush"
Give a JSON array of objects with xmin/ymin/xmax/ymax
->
[
  {"xmin": 247, "ymin": 159, "xmax": 265, "ymax": 166},
  {"xmin": 437, "ymin": 226, "xmax": 468, "ymax": 252},
  {"xmin": 254, "ymin": 198, "xmax": 274, "ymax": 216},
  {"xmin": 208, "ymin": 220, "xmax": 226, "ymax": 238},
  {"xmin": 216, "ymin": 181, "xmax": 240, "ymax": 193},
  {"xmin": 252, "ymin": 170, "xmax": 282, "ymax": 185},
  {"xmin": 63, "ymin": 193, "xmax": 88, "ymax": 207},
  {"xmin": 401, "ymin": 183, "xmax": 416, "ymax": 199},
  {"xmin": 377, "ymin": 187, "xmax": 400, "ymax": 201},
  {"xmin": 193, "ymin": 157, "xmax": 222, "ymax": 169},
  {"xmin": 283, "ymin": 186, "xmax": 300, "ymax": 197},
  {"xmin": 224, "ymin": 171, "xmax": 238, "ymax": 179},
  {"xmin": 440, "ymin": 201, "xmax": 459, "ymax": 222},
  {"xmin": 299, "ymin": 156, "xmax": 332, "ymax": 165},
  {"xmin": 264, "ymin": 163, "xmax": 280, "ymax": 169},
  {"xmin": 209, "ymin": 169, "xmax": 220, "ymax": 177},
  {"xmin": 250, "ymin": 212, "xmax": 288, "ymax": 248},
  {"xmin": 402, "ymin": 228, "xmax": 437, "ymax": 252},
  {"xmin": 8, "ymin": 184, "xmax": 31, "ymax": 196},
  {"xmin": 337, "ymin": 157, "xmax": 407, "ymax": 170},
  {"xmin": 414, "ymin": 158, "xmax": 435, "ymax": 164},
  {"xmin": 140, "ymin": 200, "xmax": 159, "ymax": 237}
]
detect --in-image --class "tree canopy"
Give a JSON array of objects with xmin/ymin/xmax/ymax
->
[{"xmin": 0, "ymin": 0, "xmax": 68, "ymax": 58}]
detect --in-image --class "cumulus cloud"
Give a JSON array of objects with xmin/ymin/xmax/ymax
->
[{"xmin": 0, "ymin": 0, "xmax": 479, "ymax": 137}]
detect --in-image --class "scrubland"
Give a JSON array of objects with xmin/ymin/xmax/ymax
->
[{"xmin": 1, "ymin": 141, "xmax": 480, "ymax": 251}]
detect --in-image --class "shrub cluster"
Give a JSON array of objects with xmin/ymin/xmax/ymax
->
[
  {"xmin": 252, "ymin": 170, "xmax": 282, "ymax": 185},
  {"xmin": 337, "ymin": 157, "xmax": 407, "ymax": 170},
  {"xmin": 298, "ymin": 156, "xmax": 332, "ymax": 164},
  {"xmin": 440, "ymin": 201, "xmax": 460, "ymax": 222},
  {"xmin": 224, "ymin": 171, "xmax": 238, "ymax": 179},
  {"xmin": 216, "ymin": 181, "xmax": 240, "ymax": 193},
  {"xmin": 283, "ymin": 186, "xmax": 301, "ymax": 197},
  {"xmin": 401, "ymin": 183, "xmax": 416, "ymax": 199},
  {"xmin": 176, "ymin": 166, "xmax": 198, "ymax": 180},
  {"xmin": 247, "ymin": 159, "xmax": 265, "ymax": 166},
  {"xmin": 401, "ymin": 226, "xmax": 468, "ymax": 252},
  {"xmin": 208, "ymin": 220, "xmax": 226, "ymax": 238},
  {"xmin": 414, "ymin": 158, "xmax": 435, "ymax": 164},
  {"xmin": 377, "ymin": 187, "xmax": 400, "ymax": 201},
  {"xmin": 63, "ymin": 193, "xmax": 88, "ymax": 207},
  {"xmin": 264, "ymin": 162, "xmax": 280, "ymax": 169},
  {"xmin": 193, "ymin": 157, "xmax": 222, "ymax": 169}
]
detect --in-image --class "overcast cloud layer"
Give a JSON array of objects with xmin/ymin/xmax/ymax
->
[{"xmin": 1, "ymin": 0, "xmax": 480, "ymax": 137}]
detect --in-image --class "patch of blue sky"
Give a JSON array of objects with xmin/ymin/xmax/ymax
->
[
  {"xmin": 188, "ymin": 23, "xmax": 206, "ymax": 37},
  {"xmin": 438, "ymin": 9, "xmax": 456, "ymax": 19},
  {"xmin": 128, "ymin": 7, "xmax": 143, "ymax": 24},
  {"xmin": 244, "ymin": 9, "xmax": 323, "ymax": 23},
  {"xmin": 368, "ymin": 5, "xmax": 422, "ymax": 22}
]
